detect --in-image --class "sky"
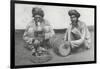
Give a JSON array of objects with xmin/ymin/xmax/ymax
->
[{"xmin": 15, "ymin": 4, "xmax": 94, "ymax": 29}]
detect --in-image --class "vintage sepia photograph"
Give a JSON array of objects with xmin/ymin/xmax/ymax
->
[{"xmin": 11, "ymin": 0, "xmax": 96, "ymax": 68}]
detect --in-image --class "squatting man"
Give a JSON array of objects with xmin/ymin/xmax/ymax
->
[
  {"xmin": 23, "ymin": 7, "xmax": 55, "ymax": 56},
  {"xmin": 64, "ymin": 10, "xmax": 91, "ymax": 50}
]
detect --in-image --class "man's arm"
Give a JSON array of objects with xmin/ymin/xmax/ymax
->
[
  {"xmin": 49, "ymin": 26, "xmax": 55, "ymax": 37},
  {"xmin": 23, "ymin": 23, "xmax": 35, "ymax": 44},
  {"xmin": 64, "ymin": 26, "xmax": 71, "ymax": 41},
  {"xmin": 44, "ymin": 26, "xmax": 55, "ymax": 40},
  {"xmin": 70, "ymin": 24, "xmax": 86, "ymax": 47},
  {"xmin": 23, "ymin": 24, "xmax": 30, "ymax": 42},
  {"xmin": 43, "ymin": 20, "xmax": 55, "ymax": 40}
]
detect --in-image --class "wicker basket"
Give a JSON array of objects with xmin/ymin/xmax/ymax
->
[{"xmin": 29, "ymin": 51, "xmax": 52, "ymax": 63}]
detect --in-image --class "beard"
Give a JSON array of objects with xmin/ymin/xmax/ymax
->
[
  {"xmin": 71, "ymin": 20, "xmax": 78, "ymax": 27},
  {"xmin": 34, "ymin": 18, "xmax": 43, "ymax": 26}
]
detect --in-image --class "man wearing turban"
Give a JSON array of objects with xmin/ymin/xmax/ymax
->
[
  {"xmin": 23, "ymin": 7, "xmax": 55, "ymax": 55},
  {"xmin": 64, "ymin": 10, "xmax": 91, "ymax": 49}
]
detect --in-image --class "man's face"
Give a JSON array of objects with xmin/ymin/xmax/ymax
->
[
  {"xmin": 70, "ymin": 15, "xmax": 78, "ymax": 23},
  {"xmin": 34, "ymin": 15, "xmax": 43, "ymax": 23}
]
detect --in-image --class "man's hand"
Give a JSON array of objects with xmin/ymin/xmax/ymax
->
[
  {"xmin": 71, "ymin": 41, "xmax": 80, "ymax": 48},
  {"xmin": 26, "ymin": 38, "xmax": 33, "ymax": 44},
  {"xmin": 45, "ymin": 33, "xmax": 50, "ymax": 40},
  {"xmin": 34, "ymin": 40, "xmax": 40, "ymax": 45},
  {"xmin": 72, "ymin": 28, "xmax": 81, "ymax": 36},
  {"xmin": 63, "ymin": 36, "xmax": 67, "ymax": 41}
]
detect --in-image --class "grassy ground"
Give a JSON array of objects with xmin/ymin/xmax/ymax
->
[{"xmin": 15, "ymin": 30, "xmax": 94, "ymax": 66}]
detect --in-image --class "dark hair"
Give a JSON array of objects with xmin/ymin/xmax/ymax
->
[
  {"xmin": 32, "ymin": 7, "xmax": 44, "ymax": 17},
  {"xmin": 68, "ymin": 9, "xmax": 80, "ymax": 18}
]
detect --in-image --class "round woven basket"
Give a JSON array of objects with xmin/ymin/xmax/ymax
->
[{"xmin": 29, "ymin": 51, "xmax": 52, "ymax": 63}]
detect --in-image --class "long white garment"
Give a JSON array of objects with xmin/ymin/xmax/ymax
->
[
  {"xmin": 64, "ymin": 20, "xmax": 91, "ymax": 48},
  {"xmin": 23, "ymin": 19, "xmax": 55, "ymax": 44}
]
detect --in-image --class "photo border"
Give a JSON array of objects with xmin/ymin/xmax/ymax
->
[{"xmin": 10, "ymin": 0, "xmax": 97, "ymax": 68}]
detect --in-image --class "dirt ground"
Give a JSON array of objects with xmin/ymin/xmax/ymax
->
[{"xmin": 15, "ymin": 30, "xmax": 94, "ymax": 66}]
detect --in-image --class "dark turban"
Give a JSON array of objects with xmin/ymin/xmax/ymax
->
[
  {"xmin": 32, "ymin": 7, "xmax": 44, "ymax": 17},
  {"xmin": 68, "ymin": 10, "xmax": 80, "ymax": 18}
]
